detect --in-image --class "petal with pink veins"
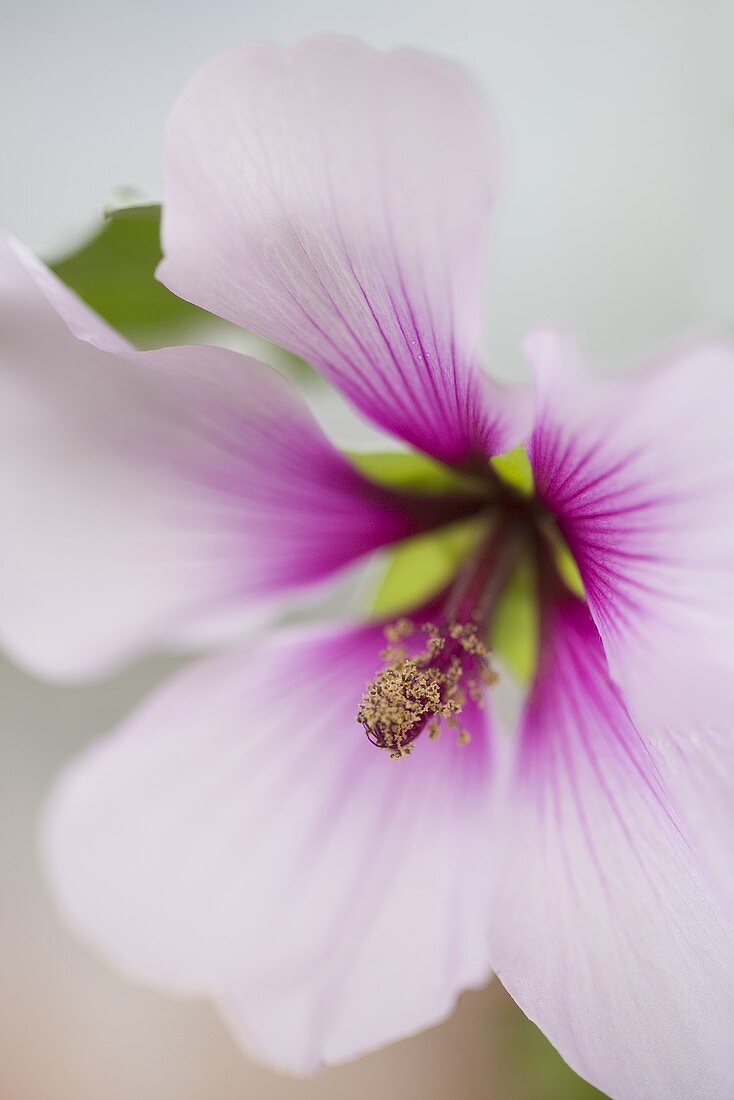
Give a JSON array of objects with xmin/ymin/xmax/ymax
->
[
  {"xmin": 526, "ymin": 329, "xmax": 734, "ymax": 733},
  {"xmin": 0, "ymin": 237, "xmax": 443, "ymax": 680},
  {"xmin": 489, "ymin": 595, "xmax": 733, "ymax": 1100},
  {"xmin": 42, "ymin": 621, "xmax": 495, "ymax": 1071},
  {"xmin": 159, "ymin": 38, "xmax": 530, "ymax": 465},
  {"xmin": 525, "ymin": 330, "xmax": 734, "ymax": 918}
]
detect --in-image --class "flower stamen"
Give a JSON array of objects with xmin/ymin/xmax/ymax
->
[{"xmin": 357, "ymin": 619, "xmax": 496, "ymax": 758}]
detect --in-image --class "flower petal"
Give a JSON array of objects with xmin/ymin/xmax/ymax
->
[
  {"xmin": 489, "ymin": 595, "xmax": 733, "ymax": 1100},
  {"xmin": 526, "ymin": 330, "xmax": 734, "ymax": 923},
  {"xmin": 526, "ymin": 329, "xmax": 734, "ymax": 732},
  {"xmin": 0, "ymin": 236, "xmax": 439, "ymax": 680},
  {"xmin": 43, "ymin": 622, "xmax": 495, "ymax": 1071},
  {"xmin": 159, "ymin": 38, "xmax": 529, "ymax": 464}
]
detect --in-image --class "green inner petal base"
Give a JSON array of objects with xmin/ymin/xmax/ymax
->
[{"xmin": 351, "ymin": 445, "xmax": 585, "ymax": 684}]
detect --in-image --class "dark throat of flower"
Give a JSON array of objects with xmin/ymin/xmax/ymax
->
[{"xmin": 357, "ymin": 519, "xmax": 523, "ymax": 759}]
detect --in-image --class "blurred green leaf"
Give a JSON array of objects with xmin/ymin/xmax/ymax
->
[
  {"xmin": 370, "ymin": 519, "xmax": 484, "ymax": 618},
  {"xmin": 490, "ymin": 552, "xmax": 539, "ymax": 682},
  {"xmin": 354, "ymin": 447, "xmax": 584, "ymax": 678},
  {"xmin": 353, "ymin": 451, "xmax": 489, "ymax": 619},
  {"xmin": 494, "ymin": 991, "xmax": 610, "ymax": 1100},
  {"xmin": 103, "ymin": 193, "xmax": 161, "ymax": 221},
  {"xmin": 540, "ymin": 517, "xmax": 586, "ymax": 598},
  {"xmin": 491, "ymin": 443, "xmax": 534, "ymax": 495},
  {"xmin": 49, "ymin": 202, "xmax": 210, "ymax": 344},
  {"xmin": 348, "ymin": 449, "xmax": 472, "ymax": 494},
  {"xmin": 555, "ymin": 539, "xmax": 585, "ymax": 597}
]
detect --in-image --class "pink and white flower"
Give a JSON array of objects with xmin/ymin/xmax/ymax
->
[{"xmin": 1, "ymin": 39, "xmax": 732, "ymax": 1100}]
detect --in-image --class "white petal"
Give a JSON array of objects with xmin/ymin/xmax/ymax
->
[
  {"xmin": 160, "ymin": 38, "xmax": 529, "ymax": 464},
  {"xmin": 43, "ymin": 623, "xmax": 496, "ymax": 1070},
  {"xmin": 0, "ymin": 237, "xmax": 430, "ymax": 678},
  {"xmin": 489, "ymin": 595, "xmax": 733, "ymax": 1100}
]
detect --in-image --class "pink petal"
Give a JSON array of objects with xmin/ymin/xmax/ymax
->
[
  {"xmin": 489, "ymin": 595, "xmax": 733, "ymax": 1100},
  {"xmin": 42, "ymin": 622, "xmax": 495, "ymax": 1071},
  {"xmin": 526, "ymin": 329, "xmax": 734, "ymax": 734},
  {"xmin": 0, "ymin": 237, "xmax": 434, "ymax": 680},
  {"xmin": 159, "ymin": 38, "xmax": 529, "ymax": 465},
  {"xmin": 527, "ymin": 330, "xmax": 734, "ymax": 937}
]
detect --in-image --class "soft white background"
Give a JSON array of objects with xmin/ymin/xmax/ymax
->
[
  {"xmin": 1, "ymin": 2, "xmax": 732, "ymax": 1098},
  {"xmin": 2, "ymin": 0, "xmax": 732, "ymax": 370}
]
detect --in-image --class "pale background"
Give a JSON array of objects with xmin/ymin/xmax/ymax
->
[{"xmin": 1, "ymin": 1, "xmax": 732, "ymax": 1097}]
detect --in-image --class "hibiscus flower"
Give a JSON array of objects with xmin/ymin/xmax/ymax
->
[{"xmin": 1, "ymin": 38, "xmax": 731, "ymax": 1100}]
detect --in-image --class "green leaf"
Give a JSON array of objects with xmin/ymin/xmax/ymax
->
[
  {"xmin": 358, "ymin": 446, "xmax": 579, "ymax": 679},
  {"xmin": 554, "ymin": 539, "xmax": 585, "ymax": 597},
  {"xmin": 102, "ymin": 190, "xmax": 162, "ymax": 221},
  {"xmin": 49, "ymin": 202, "xmax": 210, "ymax": 344},
  {"xmin": 540, "ymin": 517, "xmax": 586, "ymax": 598},
  {"xmin": 370, "ymin": 519, "xmax": 483, "ymax": 618},
  {"xmin": 356, "ymin": 451, "xmax": 487, "ymax": 619},
  {"xmin": 490, "ymin": 552, "xmax": 539, "ymax": 682},
  {"xmin": 493, "ymin": 992, "xmax": 610, "ymax": 1099},
  {"xmin": 348, "ymin": 449, "xmax": 474, "ymax": 494},
  {"xmin": 372, "ymin": 526, "xmax": 541, "ymax": 681},
  {"xmin": 490, "ymin": 443, "xmax": 534, "ymax": 495}
]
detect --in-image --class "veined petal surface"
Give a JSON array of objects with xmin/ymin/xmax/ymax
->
[
  {"xmin": 526, "ymin": 329, "xmax": 734, "ymax": 732},
  {"xmin": 0, "ymin": 237, "xmax": 430, "ymax": 678},
  {"xmin": 525, "ymin": 331, "xmax": 734, "ymax": 918},
  {"xmin": 43, "ymin": 622, "xmax": 496, "ymax": 1070},
  {"xmin": 489, "ymin": 595, "xmax": 733, "ymax": 1100},
  {"xmin": 159, "ymin": 38, "xmax": 529, "ymax": 464}
]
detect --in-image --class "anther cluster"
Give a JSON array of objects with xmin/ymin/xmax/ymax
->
[{"xmin": 357, "ymin": 618, "xmax": 497, "ymax": 759}]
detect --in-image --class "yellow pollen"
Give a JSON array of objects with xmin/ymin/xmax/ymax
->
[
  {"xmin": 357, "ymin": 618, "xmax": 496, "ymax": 759},
  {"xmin": 383, "ymin": 618, "xmax": 415, "ymax": 643}
]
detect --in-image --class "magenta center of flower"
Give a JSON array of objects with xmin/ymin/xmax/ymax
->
[{"xmin": 358, "ymin": 463, "xmax": 574, "ymax": 758}]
